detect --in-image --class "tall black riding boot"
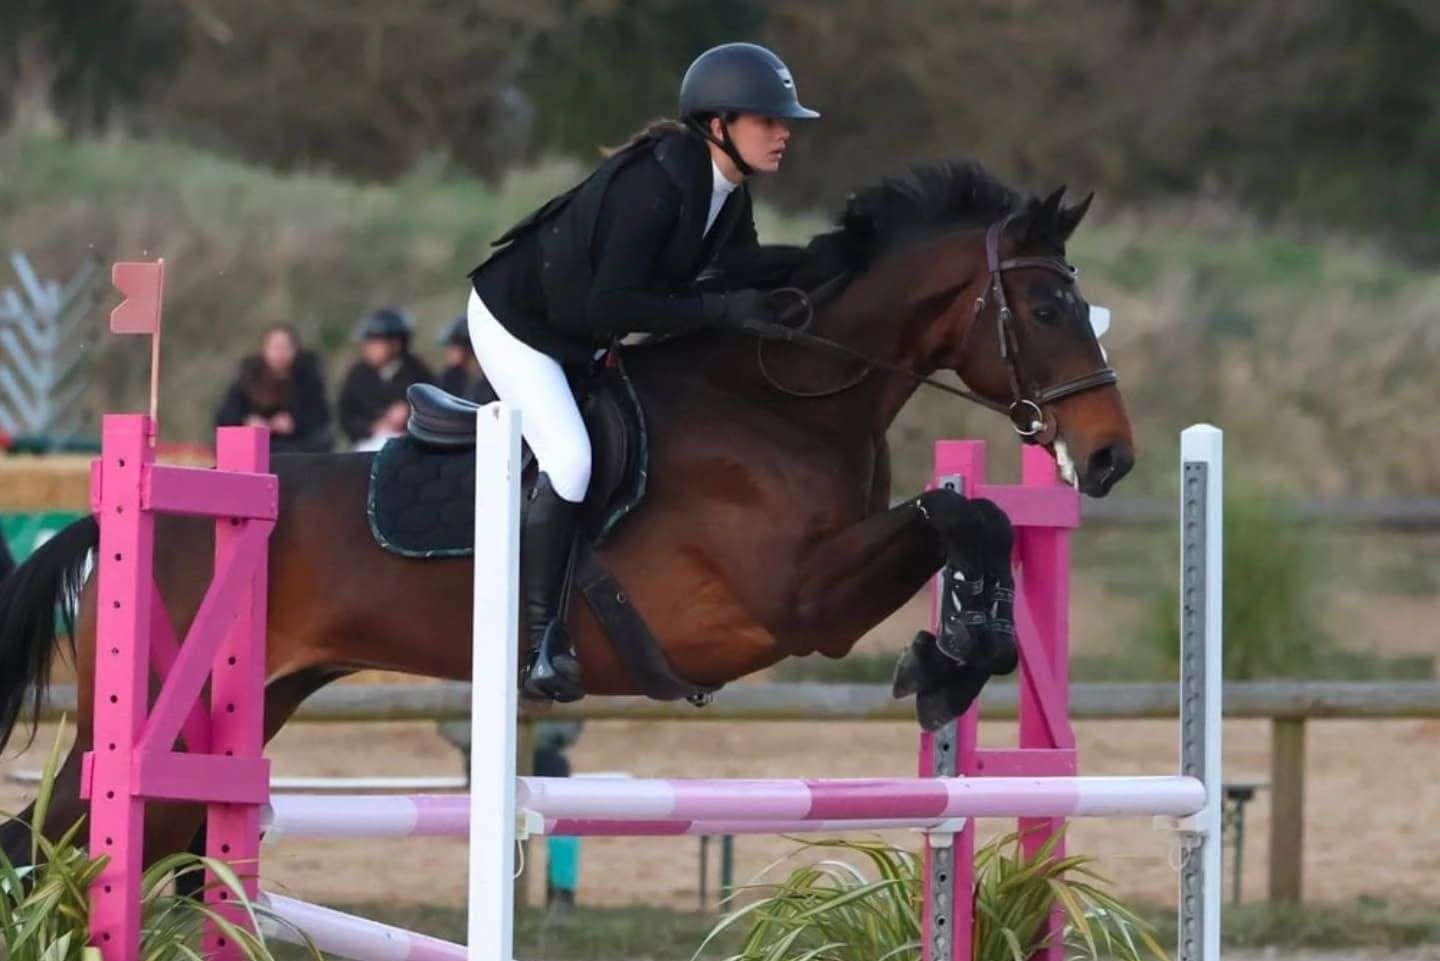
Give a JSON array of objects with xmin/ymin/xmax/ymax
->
[{"xmin": 521, "ymin": 473, "xmax": 585, "ymax": 702}]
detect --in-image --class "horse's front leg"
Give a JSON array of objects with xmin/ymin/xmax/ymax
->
[
  {"xmin": 786, "ymin": 488, "xmax": 1015, "ymax": 729},
  {"xmin": 788, "ymin": 487, "xmax": 1013, "ymax": 656}
]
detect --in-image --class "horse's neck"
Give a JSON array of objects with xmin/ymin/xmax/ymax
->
[
  {"xmin": 796, "ymin": 254, "xmax": 974, "ymax": 432},
  {"xmin": 636, "ymin": 238, "xmax": 982, "ymax": 438}
]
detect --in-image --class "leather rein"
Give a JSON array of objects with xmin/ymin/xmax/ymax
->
[{"xmin": 755, "ymin": 214, "xmax": 1119, "ymax": 444}]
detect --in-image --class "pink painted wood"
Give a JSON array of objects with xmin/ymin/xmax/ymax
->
[
  {"xmin": 1016, "ymin": 444, "xmax": 1073, "ymax": 961},
  {"xmin": 87, "ymin": 414, "xmax": 157, "ymax": 961},
  {"xmin": 85, "ymin": 417, "xmax": 275, "ymax": 961},
  {"xmin": 146, "ymin": 583, "xmax": 211, "ymax": 754},
  {"xmin": 132, "ymin": 752, "xmax": 269, "ymax": 804},
  {"xmin": 920, "ymin": 439, "xmax": 1078, "ymax": 961},
  {"xmin": 203, "ymin": 428, "xmax": 272, "ymax": 961},
  {"xmin": 136, "ymin": 521, "xmax": 271, "ymax": 755},
  {"xmin": 142, "ymin": 463, "xmax": 279, "ymax": 520}
]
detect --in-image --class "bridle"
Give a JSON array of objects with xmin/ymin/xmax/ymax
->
[{"xmin": 756, "ymin": 213, "xmax": 1118, "ymax": 444}]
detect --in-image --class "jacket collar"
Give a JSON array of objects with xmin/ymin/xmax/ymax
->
[{"xmin": 655, "ymin": 132, "xmax": 711, "ymax": 243}]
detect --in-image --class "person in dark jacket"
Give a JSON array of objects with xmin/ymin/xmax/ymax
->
[
  {"xmin": 465, "ymin": 42, "xmax": 820, "ymax": 700},
  {"xmin": 215, "ymin": 324, "xmax": 333, "ymax": 453},
  {"xmin": 0, "ymin": 526, "xmax": 15, "ymax": 583},
  {"xmin": 337, "ymin": 307, "xmax": 435, "ymax": 450},
  {"xmin": 437, "ymin": 315, "xmax": 492, "ymax": 403}
]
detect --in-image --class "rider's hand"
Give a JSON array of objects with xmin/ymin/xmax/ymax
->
[{"xmin": 718, "ymin": 289, "xmax": 794, "ymax": 341}]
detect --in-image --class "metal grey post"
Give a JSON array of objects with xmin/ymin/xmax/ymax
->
[
  {"xmin": 927, "ymin": 474, "xmax": 962, "ymax": 961},
  {"xmin": 1179, "ymin": 425, "xmax": 1223, "ymax": 961}
]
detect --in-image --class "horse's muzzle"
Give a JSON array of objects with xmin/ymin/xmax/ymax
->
[{"xmin": 1080, "ymin": 441, "xmax": 1134, "ymax": 498}]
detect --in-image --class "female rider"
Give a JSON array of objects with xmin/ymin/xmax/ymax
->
[{"xmin": 466, "ymin": 42, "xmax": 820, "ymax": 700}]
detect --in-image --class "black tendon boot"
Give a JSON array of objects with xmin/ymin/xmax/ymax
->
[
  {"xmin": 521, "ymin": 474, "xmax": 585, "ymax": 701},
  {"xmin": 971, "ymin": 499, "xmax": 1018, "ymax": 676}
]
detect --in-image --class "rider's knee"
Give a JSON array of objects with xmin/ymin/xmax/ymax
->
[{"xmin": 543, "ymin": 446, "xmax": 593, "ymax": 503}]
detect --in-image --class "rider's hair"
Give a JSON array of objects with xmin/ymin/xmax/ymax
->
[{"xmin": 601, "ymin": 118, "xmax": 690, "ymax": 157}]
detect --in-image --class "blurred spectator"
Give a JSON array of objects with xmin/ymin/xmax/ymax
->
[
  {"xmin": 534, "ymin": 737, "xmax": 578, "ymax": 912},
  {"xmin": 0, "ymin": 526, "xmax": 14, "ymax": 582},
  {"xmin": 437, "ymin": 314, "xmax": 493, "ymax": 403},
  {"xmin": 338, "ymin": 307, "xmax": 434, "ymax": 450},
  {"xmin": 215, "ymin": 324, "xmax": 333, "ymax": 453}
]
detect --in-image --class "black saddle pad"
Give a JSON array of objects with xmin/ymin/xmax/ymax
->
[{"xmin": 367, "ymin": 363, "xmax": 648, "ymax": 559}]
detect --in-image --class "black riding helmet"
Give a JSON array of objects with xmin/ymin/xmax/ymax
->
[
  {"xmin": 355, "ymin": 306, "xmax": 414, "ymax": 346},
  {"xmin": 440, "ymin": 314, "xmax": 470, "ymax": 349},
  {"xmin": 679, "ymin": 43, "xmax": 819, "ymax": 176}
]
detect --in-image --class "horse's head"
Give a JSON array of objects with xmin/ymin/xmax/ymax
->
[{"xmin": 924, "ymin": 188, "xmax": 1134, "ymax": 496}]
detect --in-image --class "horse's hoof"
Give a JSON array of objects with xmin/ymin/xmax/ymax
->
[
  {"xmin": 944, "ymin": 664, "xmax": 992, "ymax": 719},
  {"xmin": 915, "ymin": 686, "xmax": 955, "ymax": 732},
  {"xmin": 892, "ymin": 634, "xmax": 930, "ymax": 699}
]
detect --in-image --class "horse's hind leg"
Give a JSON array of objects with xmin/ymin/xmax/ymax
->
[
  {"xmin": 173, "ymin": 667, "xmax": 352, "ymax": 895},
  {"xmin": 0, "ymin": 744, "xmax": 88, "ymax": 866}
]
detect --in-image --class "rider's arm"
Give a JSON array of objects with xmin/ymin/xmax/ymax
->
[
  {"xmin": 586, "ymin": 161, "xmax": 725, "ymax": 335},
  {"xmin": 710, "ymin": 192, "xmax": 810, "ymax": 289}
]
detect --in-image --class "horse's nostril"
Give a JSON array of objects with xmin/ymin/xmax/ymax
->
[{"xmin": 1087, "ymin": 443, "xmax": 1134, "ymax": 489}]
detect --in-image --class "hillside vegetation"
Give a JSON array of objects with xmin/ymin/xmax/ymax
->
[{"xmin": 4, "ymin": 133, "xmax": 1437, "ymax": 496}]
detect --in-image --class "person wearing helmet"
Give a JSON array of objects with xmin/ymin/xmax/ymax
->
[
  {"xmin": 438, "ymin": 314, "xmax": 493, "ymax": 402},
  {"xmin": 338, "ymin": 306, "xmax": 435, "ymax": 450},
  {"xmin": 465, "ymin": 42, "xmax": 819, "ymax": 701}
]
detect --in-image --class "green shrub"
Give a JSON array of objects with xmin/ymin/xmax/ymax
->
[
  {"xmin": 699, "ymin": 833, "xmax": 1164, "ymax": 961},
  {"xmin": 1137, "ymin": 489, "xmax": 1335, "ymax": 680}
]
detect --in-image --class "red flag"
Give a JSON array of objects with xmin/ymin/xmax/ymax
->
[{"xmin": 110, "ymin": 260, "xmax": 165, "ymax": 335}]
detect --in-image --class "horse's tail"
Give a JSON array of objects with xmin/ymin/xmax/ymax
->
[{"xmin": 0, "ymin": 516, "xmax": 98, "ymax": 754}]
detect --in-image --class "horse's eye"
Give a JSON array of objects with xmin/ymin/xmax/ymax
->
[{"xmin": 1032, "ymin": 306, "xmax": 1056, "ymax": 324}]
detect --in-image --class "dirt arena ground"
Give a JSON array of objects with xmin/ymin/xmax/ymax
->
[
  {"xmin": 2, "ymin": 552, "xmax": 1436, "ymax": 957},
  {"xmin": 4, "ymin": 710, "xmax": 1437, "ymax": 915}
]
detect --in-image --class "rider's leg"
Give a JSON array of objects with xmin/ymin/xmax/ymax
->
[{"xmin": 468, "ymin": 290, "xmax": 591, "ymax": 699}]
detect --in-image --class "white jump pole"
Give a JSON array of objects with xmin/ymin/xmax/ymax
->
[
  {"xmin": 468, "ymin": 403, "xmax": 522, "ymax": 961},
  {"xmin": 260, "ymin": 894, "xmax": 466, "ymax": 961}
]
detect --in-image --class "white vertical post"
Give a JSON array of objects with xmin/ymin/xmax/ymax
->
[
  {"xmin": 1179, "ymin": 424, "xmax": 1223, "ymax": 961},
  {"xmin": 468, "ymin": 403, "xmax": 522, "ymax": 961}
]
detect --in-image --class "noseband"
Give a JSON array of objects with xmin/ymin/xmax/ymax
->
[{"xmin": 758, "ymin": 214, "xmax": 1118, "ymax": 444}]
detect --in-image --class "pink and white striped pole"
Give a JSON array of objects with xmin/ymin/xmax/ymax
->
[{"xmin": 263, "ymin": 775, "xmax": 1202, "ymax": 840}]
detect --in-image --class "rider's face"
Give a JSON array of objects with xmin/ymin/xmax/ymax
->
[{"xmin": 711, "ymin": 113, "xmax": 792, "ymax": 175}]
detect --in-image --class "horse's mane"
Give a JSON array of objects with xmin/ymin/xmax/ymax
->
[{"xmin": 780, "ymin": 160, "xmax": 1027, "ymax": 289}]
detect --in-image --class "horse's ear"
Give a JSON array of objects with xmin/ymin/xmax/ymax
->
[
  {"xmin": 1056, "ymin": 192, "xmax": 1094, "ymax": 242},
  {"xmin": 1018, "ymin": 187, "xmax": 1067, "ymax": 248}
]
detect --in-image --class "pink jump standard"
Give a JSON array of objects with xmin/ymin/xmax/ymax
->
[
  {"xmin": 86, "ymin": 262, "xmax": 279, "ymax": 961},
  {"xmin": 922, "ymin": 441, "xmax": 1078, "ymax": 961}
]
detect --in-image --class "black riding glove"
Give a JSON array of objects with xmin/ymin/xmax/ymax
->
[{"xmin": 713, "ymin": 289, "xmax": 794, "ymax": 341}]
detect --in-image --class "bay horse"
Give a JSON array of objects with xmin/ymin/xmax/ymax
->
[{"xmin": 0, "ymin": 162, "xmax": 1133, "ymax": 866}]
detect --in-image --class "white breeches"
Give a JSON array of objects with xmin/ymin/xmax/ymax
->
[{"xmin": 466, "ymin": 289, "xmax": 592, "ymax": 503}]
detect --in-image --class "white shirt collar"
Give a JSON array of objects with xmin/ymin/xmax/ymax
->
[
  {"xmin": 705, "ymin": 160, "xmax": 742, "ymax": 236},
  {"xmin": 712, "ymin": 159, "xmax": 741, "ymax": 196}
]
